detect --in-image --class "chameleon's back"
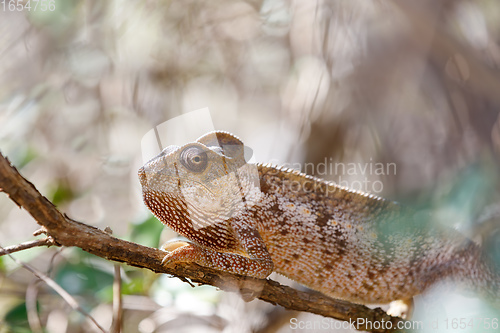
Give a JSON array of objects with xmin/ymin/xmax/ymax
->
[
  {"xmin": 253, "ymin": 163, "xmax": 500, "ymax": 304},
  {"xmin": 252, "ymin": 164, "xmax": 446, "ymax": 303}
]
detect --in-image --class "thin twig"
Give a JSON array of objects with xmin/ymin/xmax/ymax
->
[
  {"xmin": 26, "ymin": 280, "xmax": 43, "ymax": 333},
  {"xmin": 1, "ymin": 248, "xmax": 107, "ymax": 333},
  {"xmin": 0, "ymin": 238, "xmax": 54, "ymax": 256},
  {"xmin": 111, "ymin": 264, "xmax": 123, "ymax": 333}
]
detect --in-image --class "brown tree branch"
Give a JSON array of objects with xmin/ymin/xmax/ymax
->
[{"xmin": 0, "ymin": 152, "xmax": 406, "ymax": 333}]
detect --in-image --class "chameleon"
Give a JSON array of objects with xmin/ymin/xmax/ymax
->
[{"xmin": 138, "ymin": 131, "xmax": 499, "ymax": 305}]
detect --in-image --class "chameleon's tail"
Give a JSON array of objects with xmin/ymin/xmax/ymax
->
[
  {"xmin": 453, "ymin": 241, "xmax": 500, "ymax": 308},
  {"xmin": 475, "ymin": 258, "xmax": 500, "ymax": 307}
]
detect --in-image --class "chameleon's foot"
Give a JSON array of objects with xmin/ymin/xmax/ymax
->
[
  {"xmin": 160, "ymin": 241, "xmax": 209, "ymax": 266},
  {"xmin": 387, "ymin": 298, "xmax": 414, "ymax": 319},
  {"xmin": 159, "ymin": 239, "xmax": 273, "ymax": 279}
]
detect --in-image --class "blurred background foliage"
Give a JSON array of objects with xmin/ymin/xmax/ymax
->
[{"xmin": 1, "ymin": 0, "xmax": 500, "ymax": 332}]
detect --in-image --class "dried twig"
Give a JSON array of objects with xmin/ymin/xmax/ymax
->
[
  {"xmin": 111, "ymin": 264, "xmax": 123, "ymax": 333},
  {"xmin": 26, "ymin": 280, "xmax": 43, "ymax": 333},
  {"xmin": 1, "ymin": 247, "xmax": 106, "ymax": 333},
  {"xmin": 0, "ymin": 238, "xmax": 54, "ymax": 256}
]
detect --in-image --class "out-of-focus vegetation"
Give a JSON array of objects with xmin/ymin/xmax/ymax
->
[{"xmin": 1, "ymin": 0, "xmax": 500, "ymax": 332}]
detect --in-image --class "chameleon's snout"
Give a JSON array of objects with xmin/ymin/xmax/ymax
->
[{"xmin": 138, "ymin": 166, "xmax": 147, "ymax": 187}]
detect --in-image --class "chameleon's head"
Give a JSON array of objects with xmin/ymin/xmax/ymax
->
[{"xmin": 138, "ymin": 131, "xmax": 261, "ymax": 232}]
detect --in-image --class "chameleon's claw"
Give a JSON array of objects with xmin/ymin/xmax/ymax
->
[
  {"xmin": 387, "ymin": 298, "xmax": 414, "ymax": 319},
  {"xmin": 160, "ymin": 240, "xmax": 190, "ymax": 266},
  {"xmin": 160, "ymin": 240, "xmax": 190, "ymax": 252},
  {"xmin": 161, "ymin": 253, "xmax": 172, "ymax": 266},
  {"xmin": 161, "ymin": 248, "xmax": 189, "ymax": 266},
  {"xmin": 159, "ymin": 242, "xmax": 209, "ymax": 267}
]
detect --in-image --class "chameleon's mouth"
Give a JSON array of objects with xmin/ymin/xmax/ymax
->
[{"xmin": 138, "ymin": 166, "xmax": 147, "ymax": 187}]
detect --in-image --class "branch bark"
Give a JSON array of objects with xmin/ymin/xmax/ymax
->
[{"xmin": 0, "ymin": 152, "xmax": 405, "ymax": 333}]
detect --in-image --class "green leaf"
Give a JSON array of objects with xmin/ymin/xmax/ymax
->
[
  {"xmin": 3, "ymin": 301, "xmax": 39, "ymax": 332},
  {"xmin": 128, "ymin": 215, "xmax": 164, "ymax": 248},
  {"xmin": 54, "ymin": 262, "xmax": 114, "ymax": 297},
  {"xmin": 48, "ymin": 180, "xmax": 75, "ymax": 206}
]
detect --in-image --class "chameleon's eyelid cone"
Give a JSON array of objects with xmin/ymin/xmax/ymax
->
[
  {"xmin": 161, "ymin": 145, "xmax": 181, "ymax": 156},
  {"xmin": 139, "ymin": 130, "xmax": 500, "ymax": 307}
]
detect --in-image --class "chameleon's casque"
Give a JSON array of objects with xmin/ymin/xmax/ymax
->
[{"xmin": 138, "ymin": 131, "xmax": 498, "ymax": 304}]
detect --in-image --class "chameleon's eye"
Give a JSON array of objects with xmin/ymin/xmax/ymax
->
[{"xmin": 180, "ymin": 146, "xmax": 208, "ymax": 172}]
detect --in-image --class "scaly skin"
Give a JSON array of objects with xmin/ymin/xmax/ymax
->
[{"xmin": 138, "ymin": 131, "xmax": 498, "ymax": 304}]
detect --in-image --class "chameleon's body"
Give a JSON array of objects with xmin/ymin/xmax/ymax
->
[{"xmin": 138, "ymin": 131, "xmax": 498, "ymax": 304}]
